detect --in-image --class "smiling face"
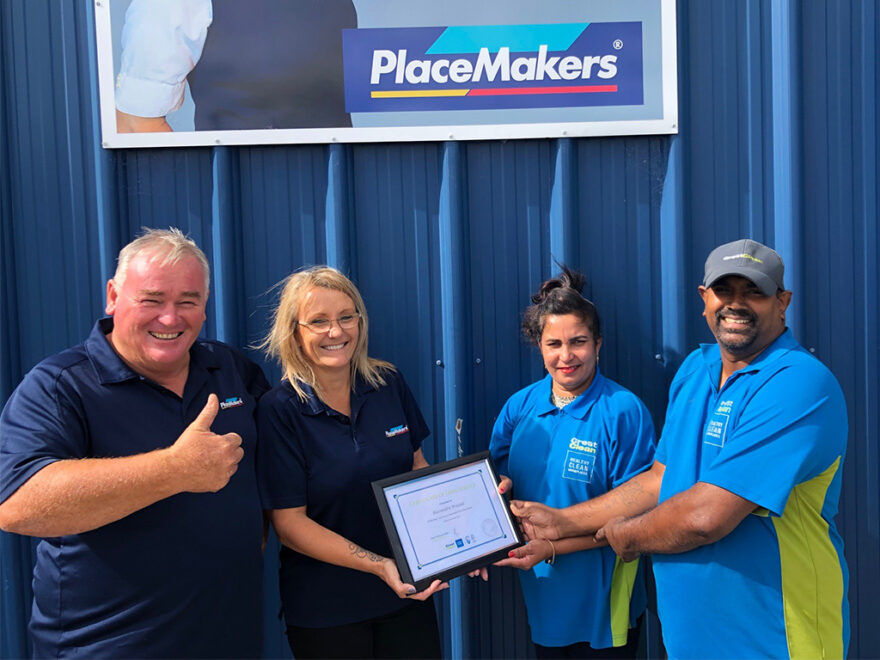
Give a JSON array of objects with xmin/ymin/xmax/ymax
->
[
  {"xmin": 295, "ymin": 286, "xmax": 360, "ymax": 379},
  {"xmin": 105, "ymin": 252, "xmax": 208, "ymax": 386},
  {"xmin": 699, "ymin": 275, "xmax": 791, "ymax": 362},
  {"xmin": 539, "ymin": 313, "xmax": 603, "ymax": 398}
]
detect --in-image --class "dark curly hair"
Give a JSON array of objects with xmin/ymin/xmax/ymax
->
[{"xmin": 522, "ymin": 265, "xmax": 601, "ymax": 345}]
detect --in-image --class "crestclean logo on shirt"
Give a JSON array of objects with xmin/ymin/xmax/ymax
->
[
  {"xmin": 563, "ymin": 436, "xmax": 597, "ymax": 483},
  {"xmin": 219, "ymin": 396, "xmax": 244, "ymax": 410},
  {"xmin": 385, "ymin": 424, "xmax": 409, "ymax": 437},
  {"xmin": 569, "ymin": 437, "xmax": 597, "ymax": 454},
  {"xmin": 704, "ymin": 399, "xmax": 733, "ymax": 447},
  {"xmin": 343, "ymin": 22, "xmax": 643, "ymax": 113}
]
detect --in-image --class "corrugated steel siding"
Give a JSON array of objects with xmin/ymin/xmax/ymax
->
[
  {"xmin": 801, "ymin": 3, "xmax": 880, "ymax": 658},
  {"xmin": 1, "ymin": 0, "xmax": 878, "ymax": 658}
]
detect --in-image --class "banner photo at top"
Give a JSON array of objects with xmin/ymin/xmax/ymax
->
[{"xmin": 95, "ymin": 0, "xmax": 677, "ymax": 148}]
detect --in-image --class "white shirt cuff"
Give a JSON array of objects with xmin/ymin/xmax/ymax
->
[{"xmin": 115, "ymin": 73, "xmax": 186, "ymax": 117}]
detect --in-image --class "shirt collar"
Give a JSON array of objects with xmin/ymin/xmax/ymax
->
[
  {"xmin": 85, "ymin": 317, "xmax": 220, "ymax": 386},
  {"xmin": 294, "ymin": 374, "xmax": 374, "ymax": 417},
  {"xmin": 700, "ymin": 328, "xmax": 798, "ymax": 386},
  {"xmin": 535, "ymin": 368, "xmax": 606, "ymax": 419}
]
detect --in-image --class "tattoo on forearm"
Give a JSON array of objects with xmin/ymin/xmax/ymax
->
[{"xmin": 348, "ymin": 542, "xmax": 384, "ymax": 563}]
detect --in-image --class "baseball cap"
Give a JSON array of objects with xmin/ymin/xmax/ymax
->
[{"xmin": 703, "ymin": 239, "xmax": 785, "ymax": 296}]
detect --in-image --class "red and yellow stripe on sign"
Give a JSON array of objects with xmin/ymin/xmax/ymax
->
[
  {"xmin": 469, "ymin": 85, "xmax": 617, "ymax": 95},
  {"xmin": 371, "ymin": 90, "xmax": 470, "ymax": 98},
  {"xmin": 370, "ymin": 85, "xmax": 618, "ymax": 99}
]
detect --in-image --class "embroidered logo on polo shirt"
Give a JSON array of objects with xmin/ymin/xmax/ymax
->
[
  {"xmin": 219, "ymin": 396, "xmax": 244, "ymax": 410},
  {"xmin": 562, "ymin": 436, "xmax": 597, "ymax": 483},
  {"xmin": 704, "ymin": 399, "xmax": 733, "ymax": 447},
  {"xmin": 385, "ymin": 424, "xmax": 409, "ymax": 437}
]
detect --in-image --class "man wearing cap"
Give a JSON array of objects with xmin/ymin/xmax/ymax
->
[
  {"xmin": 510, "ymin": 239, "xmax": 849, "ymax": 659},
  {"xmin": 0, "ymin": 228, "xmax": 268, "ymax": 658}
]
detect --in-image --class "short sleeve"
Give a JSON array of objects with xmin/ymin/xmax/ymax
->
[
  {"xmin": 115, "ymin": 0, "xmax": 211, "ymax": 116},
  {"xmin": 235, "ymin": 350, "xmax": 270, "ymax": 401},
  {"xmin": 393, "ymin": 370, "xmax": 430, "ymax": 451},
  {"xmin": 0, "ymin": 365, "xmax": 89, "ymax": 504},
  {"xmin": 488, "ymin": 394, "xmax": 521, "ymax": 477},
  {"xmin": 701, "ymin": 365, "xmax": 847, "ymax": 516},
  {"xmin": 256, "ymin": 390, "xmax": 308, "ymax": 511},
  {"xmin": 654, "ymin": 402, "xmax": 672, "ymax": 465},
  {"xmin": 655, "ymin": 355, "xmax": 700, "ymax": 466},
  {"xmin": 607, "ymin": 393, "xmax": 656, "ymax": 488}
]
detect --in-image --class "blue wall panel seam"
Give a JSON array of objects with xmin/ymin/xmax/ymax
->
[
  {"xmin": 85, "ymin": 0, "xmax": 116, "ymax": 313},
  {"xmin": 549, "ymin": 138, "xmax": 575, "ymax": 267},
  {"xmin": 658, "ymin": 136, "xmax": 687, "ymax": 362},
  {"xmin": 858, "ymin": 0, "xmax": 878, "ymax": 536},
  {"xmin": 210, "ymin": 146, "xmax": 231, "ymax": 343},
  {"xmin": 438, "ymin": 141, "xmax": 466, "ymax": 660},
  {"xmin": 326, "ymin": 144, "xmax": 350, "ymax": 271},
  {"xmin": 770, "ymin": 0, "xmax": 802, "ymax": 335}
]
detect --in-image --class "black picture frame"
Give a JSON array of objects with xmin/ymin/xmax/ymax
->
[{"xmin": 372, "ymin": 451, "xmax": 525, "ymax": 591}]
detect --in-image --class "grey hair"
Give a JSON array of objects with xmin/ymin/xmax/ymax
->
[{"xmin": 114, "ymin": 227, "xmax": 210, "ymax": 292}]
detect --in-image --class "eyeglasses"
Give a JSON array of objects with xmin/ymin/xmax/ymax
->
[{"xmin": 297, "ymin": 312, "xmax": 361, "ymax": 334}]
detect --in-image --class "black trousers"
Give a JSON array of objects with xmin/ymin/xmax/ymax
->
[
  {"xmin": 534, "ymin": 617, "xmax": 643, "ymax": 660},
  {"xmin": 286, "ymin": 598, "xmax": 441, "ymax": 659}
]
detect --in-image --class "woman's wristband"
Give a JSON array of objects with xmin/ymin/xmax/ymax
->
[{"xmin": 544, "ymin": 539, "xmax": 556, "ymax": 565}]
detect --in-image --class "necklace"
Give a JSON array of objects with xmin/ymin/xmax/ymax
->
[{"xmin": 551, "ymin": 391, "xmax": 577, "ymax": 409}]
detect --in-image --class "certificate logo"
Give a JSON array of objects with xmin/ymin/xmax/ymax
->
[{"xmin": 343, "ymin": 22, "xmax": 644, "ymax": 112}]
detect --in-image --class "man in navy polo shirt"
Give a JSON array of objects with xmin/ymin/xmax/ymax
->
[
  {"xmin": 511, "ymin": 239, "xmax": 849, "ymax": 659},
  {"xmin": 0, "ymin": 228, "xmax": 268, "ymax": 658}
]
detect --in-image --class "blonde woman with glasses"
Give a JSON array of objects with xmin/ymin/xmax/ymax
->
[{"xmin": 258, "ymin": 266, "xmax": 444, "ymax": 660}]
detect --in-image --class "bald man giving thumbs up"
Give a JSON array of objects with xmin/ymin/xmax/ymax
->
[{"xmin": 0, "ymin": 229, "xmax": 269, "ymax": 659}]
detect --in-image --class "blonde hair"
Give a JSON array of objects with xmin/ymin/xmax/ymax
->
[
  {"xmin": 261, "ymin": 266, "xmax": 393, "ymax": 401},
  {"xmin": 114, "ymin": 227, "xmax": 210, "ymax": 292}
]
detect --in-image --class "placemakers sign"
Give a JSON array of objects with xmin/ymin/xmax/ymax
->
[
  {"xmin": 95, "ymin": 0, "xmax": 676, "ymax": 148},
  {"xmin": 345, "ymin": 23, "xmax": 643, "ymax": 113}
]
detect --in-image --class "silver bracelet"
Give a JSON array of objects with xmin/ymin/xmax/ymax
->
[{"xmin": 544, "ymin": 539, "xmax": 556, "ymax": 565}]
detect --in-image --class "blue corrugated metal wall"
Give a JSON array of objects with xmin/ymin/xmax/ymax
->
[{"xmin": 1, "ymin": 1, "xmax": 878, "ymax": 658}]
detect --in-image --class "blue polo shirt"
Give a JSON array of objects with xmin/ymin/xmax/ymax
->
[
  {"xmin": 489, "ymin": 371, "xmax": 655, "ymax": 648},
  {"xmin": 257, "ymin": 367, "xmax": 430, "ymax": 628},
  {"xmin": 0, "ymin": 318, "xmax": 269, "ymax": 659},
  {"xmin": 653, "ymin": 329, "xmax": 849, "ymax": 659}
]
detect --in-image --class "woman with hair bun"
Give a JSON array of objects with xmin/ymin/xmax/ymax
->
[
  {"xmin": 257, "ymin": 266, "xmax": 444, "ymax": 660},
  {"xmin": 489, "ymin": 266, "xmax": 655, "ymax": 659}
]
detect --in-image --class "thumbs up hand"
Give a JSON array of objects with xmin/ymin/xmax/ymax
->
[{"xmin": 168, "ymin": 394, "xmax": 244, "ymax": 493}]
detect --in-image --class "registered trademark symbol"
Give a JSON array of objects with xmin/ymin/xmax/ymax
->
[{"xmin": 613, "ymin": 39, "xmax": 623, "ymax": 50}]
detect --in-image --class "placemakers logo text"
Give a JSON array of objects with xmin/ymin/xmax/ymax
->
[
  {"xmin": 371, "ymin": 45, "xmax": 618, "ymax": 87},
  {"xmin": 343, "ymin": 22, "xmax": 643, "ymax": 112}
]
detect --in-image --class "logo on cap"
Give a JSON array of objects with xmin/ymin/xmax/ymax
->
[{"xmin": 722, "ymin": 253, "xmax": 763, "ymax": 264}]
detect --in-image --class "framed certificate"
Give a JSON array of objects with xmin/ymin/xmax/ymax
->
[{"xmin": 372, "ymin": 451, "xmax": 524, "ymax": 591}]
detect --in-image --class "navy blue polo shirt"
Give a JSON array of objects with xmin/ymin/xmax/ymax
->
[
  {"xmin": 0, "ymin": 318, "xmax": 269, "ymax": 659},
  {"xmin": 257, "ymin": 368, "xmax": 429, "ymax": 628}
]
